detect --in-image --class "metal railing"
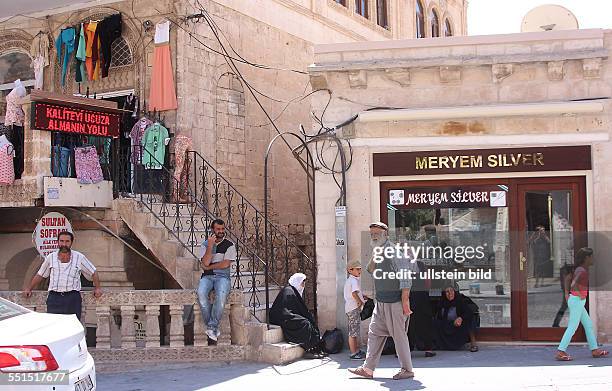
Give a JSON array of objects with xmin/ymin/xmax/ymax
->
[{"xmin": 112, "ymin": 144, "xmax": 316, "ymax": 322}]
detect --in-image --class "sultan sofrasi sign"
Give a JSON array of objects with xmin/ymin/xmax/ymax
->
[{"xmin": 32, "ymin": 212, "xmax": 73, "ymax": 258}]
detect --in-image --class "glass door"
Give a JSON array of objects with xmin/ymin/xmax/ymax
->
[{"xmin": 516, "ymin": 179, "xmax": 587, "ymax": 341}]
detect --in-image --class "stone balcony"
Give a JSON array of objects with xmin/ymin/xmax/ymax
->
[{"xmin": 0, "ymin": 289, "xmax": 260, "ymax": 364}]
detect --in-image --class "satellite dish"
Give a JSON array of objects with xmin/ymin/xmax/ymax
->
[{"xmin": 521, "ymin": 4, "xmax": 578, "ymax": 33}]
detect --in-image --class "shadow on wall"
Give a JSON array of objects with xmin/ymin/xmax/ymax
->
[{"xmin": 6, "ymin": 248, "xmax": 44, "ymax": 290}]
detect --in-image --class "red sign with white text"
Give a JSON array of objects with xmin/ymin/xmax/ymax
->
[{"xmin": 33, "ymin": 102, "xmax": 120, "ymax": 138}]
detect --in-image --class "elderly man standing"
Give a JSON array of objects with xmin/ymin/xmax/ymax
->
[
  {"xmin": 23, "ymin": 231, "xmax": 102, "ymax": 320},
  {"xmin": 349, "ymin": 222, "xmax": 417, "ymax": 380}
]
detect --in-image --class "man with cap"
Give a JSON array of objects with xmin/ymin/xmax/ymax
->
[{"xmin": 349, "ymin": 221, "xmax": 417, "ymax": 380}]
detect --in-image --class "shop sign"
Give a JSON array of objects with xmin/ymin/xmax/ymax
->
[
  {"xmin": 373, "ymin": 146, "xmax": 591, "ymax": 176},
  {"xmin": 33, "ymin": 102, "xmax": 120, "ymax": 138},
  {"xmin": 389, "ymin": 185, "xmax": 508, "ymax": 209},
  {"xmin": 32, "ymin": 212, "xmax": 73, "ymax": 258}
]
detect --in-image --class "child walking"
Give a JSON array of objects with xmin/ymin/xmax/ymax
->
[
  {"xmin": 556, "ymin": 247, "xmax": 608, "ymax": 361},
  {"xmin": 344, "ymin": 260, "xmax": 366, "ymax": 360}
]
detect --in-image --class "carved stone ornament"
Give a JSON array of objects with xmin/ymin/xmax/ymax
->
[
  {"xmin": 348, "ymin": 70, "xmax": 367, "ymax": 89},
  {"xmin": 384, "ymin": 68, "xmax": 411, "ymax": 87},
  {"xmin": 492, "ymin": 63, "xmax": 513, "ymax": 83}
]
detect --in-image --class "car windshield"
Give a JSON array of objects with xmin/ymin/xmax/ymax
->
[{"xmin": 0, "ymin": 298, "xmax": 28, "ymax": 321}]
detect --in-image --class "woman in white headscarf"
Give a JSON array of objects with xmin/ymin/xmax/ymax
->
[{"xmin": 269, "ymin": 272, "xmax": 325, "ymax": 359}]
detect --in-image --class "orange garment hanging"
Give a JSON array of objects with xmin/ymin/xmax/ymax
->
[
  {"xmin": 148, "ymin": 21, "xmax": 177, "ymax": 111},
  {"xmin": 85, "ymin": 22, "xmax": 101, "ymax": 81}
]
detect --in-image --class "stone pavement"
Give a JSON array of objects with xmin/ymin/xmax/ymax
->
[{"xmin": 97, "ymin": 345, "xmax": 611, "ymax": 391}]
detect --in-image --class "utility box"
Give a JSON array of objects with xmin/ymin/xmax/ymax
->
[{"xmin": 44, "ymin": 177, "xmax": 113, "ymax": 208}]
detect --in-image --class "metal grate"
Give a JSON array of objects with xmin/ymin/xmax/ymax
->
[{"xmin": 110, "ymin": 37, "xmax": 132, "ymax": 68}]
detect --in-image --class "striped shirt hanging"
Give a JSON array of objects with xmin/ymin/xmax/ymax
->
[{"xmin": 37, "ymin": 250, "xmax": 96, "ymax": 292}]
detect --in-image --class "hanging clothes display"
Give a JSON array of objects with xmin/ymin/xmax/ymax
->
[
  {"xmin": 129, "ymin": 117, "xmax": 153, "ymax": 164},
  {"xmin": 11, "ymin": 126, "xmax": 24, "ymax": 179},
  {"xmin": 0, "ymin": 125, "xmax": 23, "ymax": 179},
  {"xmin": 85, "ymin": 22, "xmax": 101, "ymax": 81},
  {"xmin": 51, "ymin": 145, "xmax": 71, "ymax": 177},
  {"xmin": 30, "ymin": 31, "xmax": 50, "ymax": 89},
  {"xmin": 148, "ymin": 21, "xmax": 178, "ymax": 111},
  {"xmin": 30, "ymin": 31, "xmax": 51, "ymax": 66},
  {"xmin": 0, "ymin": 135, "xmax": 15, "ymax": 185},
  {"xmin": 172, "ymin": 135, "xmax": 192, "ymax": 202},
  {"xmin": 75, "ymin": 23, "xmax": 87, "ymax": 83},
  {"xmin": 142, "ymin": 122, "xmax": 168, "ymax": 169},
  {"xmin": 55, "ymin": 27, "xmax": 76, "ymax": 86},
  {"xmin": 74, "ymin": 146, "xmax": 104, "ymax": 184},
  {"xmin": 4, "ymin": 80, "xmax": 26, "ymax": 126},
  {"xmin": 98, "ymin": 14, "xmax": 123, "ymax": 78}
]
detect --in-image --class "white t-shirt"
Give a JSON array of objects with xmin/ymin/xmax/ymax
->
[
  {"xmin": 344, "ymin": 275, "xmax": 364, "ymax": 313},
  {"xmin": 37, "ymin": 250, "xmax": 96, "ymax": 292}
]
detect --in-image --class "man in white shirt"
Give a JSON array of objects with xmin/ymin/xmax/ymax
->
[{"xmin": 24, "ymin": 231, "xmax": 102, "ymax": 320}]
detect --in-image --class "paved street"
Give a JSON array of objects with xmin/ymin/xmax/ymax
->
[{"xmin": 97, "ymin": 345, "xmax": 612, "ymax": 391}]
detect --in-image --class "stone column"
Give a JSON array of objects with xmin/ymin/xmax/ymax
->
[
  {"xmin": 120, "ymin": 305, "xmax": 137, "ymax": 348},
  {"xmin": 145, "ymin": 305, "xmax": 161, "ymax": 348},
  {"xmin": 218, "ymin": 303, "xmax": 231, "ymax": 346},
  {"xmin": 169, "ymin": 304, "xmax": 185, "ymax": 347},
  {"xmin": 95, "ymin": 306, "xmax": 111, "ymax": 349},
  {"xmin": 192, "ymin": 304, "xmax": 208, "ymax": 346},
  {"xmin": 230, "ymin": 302, "xmax": 248, "ymax": 346}
]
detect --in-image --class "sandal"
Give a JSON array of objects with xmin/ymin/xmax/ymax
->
[
  {"xmin": 556, "ymin": 351, "xmax": 573, "ymax": 361},
  {"xmin": 592, "ymin": 349, "xmax": 609, "ymax": 358},
  {"xmin": 348, "ymin": 366, "xmax": 373, "ymax": 379}
]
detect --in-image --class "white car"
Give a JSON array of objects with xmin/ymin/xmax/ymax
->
[{"xmin": 0, "ymin": 297, "xmax": 96, "ymax": 391}]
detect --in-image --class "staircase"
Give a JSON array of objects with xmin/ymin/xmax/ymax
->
[{"xmin": 113, "ymin": 147, "xmax": 315, "ymax": 330}]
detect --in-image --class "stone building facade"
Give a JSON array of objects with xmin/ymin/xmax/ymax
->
[
  {"xmin": 0, "ymin": 1, "xmax": 466, "ymax": 293},
  {"xmin": 310, "ymin": 29, "xmax": 612, "ymax": 342}
]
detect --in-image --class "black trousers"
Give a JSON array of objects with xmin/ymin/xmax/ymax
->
[
  {"xmin": 46, "ymin": 291, "xmax": 82, "ymax": 320},
  {"xmin": 408, "ymin": 291, "xmax": 434, "ymax": 351}
]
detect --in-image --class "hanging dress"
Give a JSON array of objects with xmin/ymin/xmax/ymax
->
[
  {"xmin": 148, "ymin": 21, "xmax": 178, "ymax": 111},
  {"xmin": 0, "ymin": 135, "xmax": 15, "ymax": 185}
]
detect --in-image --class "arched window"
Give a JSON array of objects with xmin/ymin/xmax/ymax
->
[
  {"xmin": 109, "ymin": 37, "xmax": 133, "ymax": 68},
  {"xmin": 444, "ymin": 18, "xmax": 453, "ymax": 37},
  {"xmin": 416, "ymin": 0, "xmax": 425, "ymax": 38},
  {"xmin": 430, "ymin": 8, "xmax": 440, "ymax": 37}
]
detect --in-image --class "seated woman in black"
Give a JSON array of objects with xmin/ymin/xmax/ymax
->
[
  {"xmin": 434, "ymin": 285, "xmax": 479, "ymax": 352},
  {"xmin": 269, "ymin": 273, "xmax": 326, "ymax": 359}
]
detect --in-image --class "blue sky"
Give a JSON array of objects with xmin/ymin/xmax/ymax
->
[{"xmin": 468, "ymin": 0, "xmax": 612, "ymax": 35}]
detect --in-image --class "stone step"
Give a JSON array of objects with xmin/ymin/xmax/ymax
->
[
  {"xmin": 261, "ymin": 342, "xmax": 304, "ymax": 365},
  {"xmin": 264, "ymin": 325, "xmax": 284, "ymax": 344}
]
